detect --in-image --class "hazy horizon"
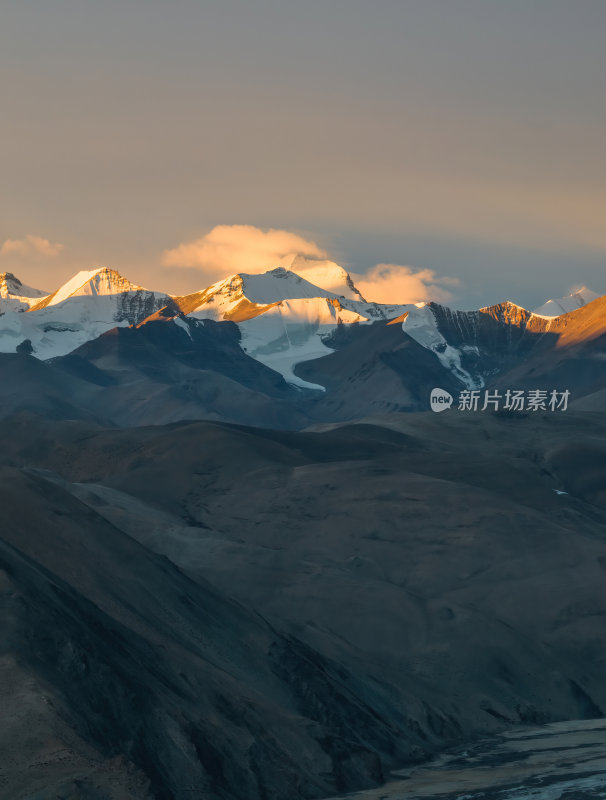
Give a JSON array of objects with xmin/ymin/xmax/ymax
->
[{"xmin": 2, "ymin": 1, "xmax": 605, "ymax": 308}]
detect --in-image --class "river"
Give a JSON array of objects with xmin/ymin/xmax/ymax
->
[{"xmin": 324, "ymin": 719, "xmax": 606, "ymax": 799}]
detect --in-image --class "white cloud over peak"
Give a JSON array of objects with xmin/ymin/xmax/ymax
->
[
  {"xmin": 354, "ymin": 264, "xmax": 458, "ymax": 305},
  {"xmin": 162, "ymin": 224, "xmax": 459, "ymax": 305},
  {"xmin": 162, "ymin": 224, "xmax": 327, "ymax": 280},
  {"xmin": 0, "ymin": 234, "xmax": 64, "ymax": 259}
]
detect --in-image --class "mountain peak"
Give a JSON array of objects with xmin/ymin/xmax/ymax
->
[
  {"xmin": 0, "ymin": 272, "xmax": 47, "ymax": 310},
  {"xmin": 29, "ymin": 267, "xmax": 147, "ymax": 311},
  {"xmin": 182, "ymin": 268, "xmax": 336, "ymax": 316},
  {"xmin": 289, "ymin": 256, "xmax": 366, "ymax": 301},
  {"xmin": 0, "ymin": 271, "xmax": 22, "ymax": 289},
  {"xmin": 533, "ymin": 287, "xmax": 600, "ymax": 318},
  {"xmin": 479, "ymin": 300, "xmax": 530, "ymax": 313}
]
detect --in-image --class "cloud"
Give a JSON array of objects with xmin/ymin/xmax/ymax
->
[
  {"xmin": 354, "ymin": 264, "xmax": 458, "ymax": 305},
  {"xmin": 162, "ymin": 224, "xmax": 327, "ymax": 280},
  {"xmin": 162, "ymin": 224, "xmax": 459, "ymax": 304},
  {"xmin": 0, "ymin": 234, "xmax": 64, "ymax": 259}
]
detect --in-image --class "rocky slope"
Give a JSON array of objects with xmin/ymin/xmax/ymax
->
[{"xmin": 401, "ymin": 295, "xmax": 606, "ymax": 398}]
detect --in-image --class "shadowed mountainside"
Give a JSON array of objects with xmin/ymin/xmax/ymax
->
[
  {"xmin": 1, "ymin": 410, "xmax": 606, "ymax": 798},
  {"xmin": 0, "ymin": 317, "xmax": 311, "ymax": 429},
  {"xmin": 1, "ymin": 292, "xmax": 606, "ymax": 432},
  {"xmin": 295, "ymin": 320, "xmax": 465, "ymax": 419},
  {"xmin": 425, "ymin": 296, "xmax": 606, "ymax": 396},
  {"xmin": 0, "ymin": 463, "xmax": 418, "ymax": 800}
]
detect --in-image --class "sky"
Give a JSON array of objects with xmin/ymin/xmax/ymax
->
[{"xmin": 1, "ymin": 0, "xmax": 605, "ymax": 309}]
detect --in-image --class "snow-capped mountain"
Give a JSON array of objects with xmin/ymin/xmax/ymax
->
[
  {"xmin": 171, "ymin": 266, "xmax": 409, "ymax": 388},
  {"xmin": 175, "ymin": 268, "xmax": 339, "ymax": 318},
  {"xmin": 1, "ymin": 261, "xmax": 604, "ymax": 406},
  {"xmin": 174, "ymin": 265, "xmax": 405, "ymax": 319},
  {"xmin": 533, "ymin": 286, "xmax": 599, "ymax": 317},
  {"xmin": 401, "ymin": 300, "xmax": 560, "ymax": 389},
  {"xmin": 0, "ymin": 264, "xmax": 409, "ymax": 376},
  {"xmin": 288, "ymin": 255, "xmax": 367, "ymax": 301},
  {"xmin": 0, "ymin": 272, "xmax": 48, "ymax": 312},
  {"xmin": 30, "ymin": 267, "xmax": 166, "ymax": 313},
  {"xmin": 0, "ymin": 267, "xmax": 171, "ymax": 359},
  {"xmin": 0, "ymin": 264, "xmax": 408, "ymax": 383},
  {"xmin": 400, "ymin": 293, "xmax": 606, "ymax": 392}
]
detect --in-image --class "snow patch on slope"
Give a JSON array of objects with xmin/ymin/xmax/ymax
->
[
  {"xmin": 238, "ymin": 298, "xmax": 367, "ymax": 390},
  {"xmin": 173, "ymin": 315, "xmax": 193, "ymax": 339},
  {"xmin": 402, "ymin": 304, "xmax": 482, "ymax": 389}
]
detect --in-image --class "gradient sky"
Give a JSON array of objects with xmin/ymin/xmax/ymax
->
[{"xmin": 2, "ymin": 0, "xmax": 605, "ymax": 308}]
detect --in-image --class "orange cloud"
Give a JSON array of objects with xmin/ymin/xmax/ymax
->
[
  {"xmin": 0, "ymin": 234, "xmax": 64, "ymax": 259},
  {"xmin": 162, "ymin": 224, "xmax": 327, "ymax": 280},
  {"xmin": 162, "ymin": 225, "xmax": 459, "ymax": 304},
  {"xmin": 354, "ymin": 264, "xmax": 458, "ymax": 305}
]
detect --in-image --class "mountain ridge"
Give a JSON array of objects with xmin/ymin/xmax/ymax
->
[{"xmin": 0, "ymin": 265, "xmax": 604, "ymax": 415}]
